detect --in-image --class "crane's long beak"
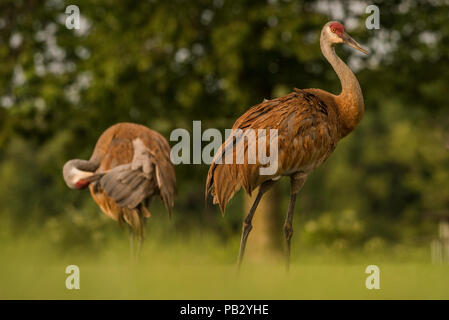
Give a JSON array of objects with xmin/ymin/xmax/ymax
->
[
  {"xmin": 84, "ymin": 172, "xmax": 105, "ymax": 183},
  {"xmin": 341, "ymin": 32, "xmax": 369, "ymax": 54}
]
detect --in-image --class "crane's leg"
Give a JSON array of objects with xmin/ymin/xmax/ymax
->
[
  {"xmin": 136, "ymin": 217, "xmax": 146, "ymax": 260},
  {"xmin": 136, "ymin": 235, "xmax": 143, "ymax": 260},
  {"xmin": 283, "ymin": 174, "xmax": 307, "ymax": 271},
  {"xmin": 126, "ymin": 209, "xmax": 146, "ymax": 262},
  {"xmin": 237, "ymin": 180, "xmax": 275, "ymax": 269},
  {"xmin": 283, "ymin": 193, "xmax": 297, "ymax": 271},
  {"xmin": 128, "ymin": 225, "xmax": 135, "ymax": 260}
]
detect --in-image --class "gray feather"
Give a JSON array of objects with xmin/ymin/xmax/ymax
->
[{"xmin": 99, "ymin": 142, "xmax": 159, "ymax": 209}]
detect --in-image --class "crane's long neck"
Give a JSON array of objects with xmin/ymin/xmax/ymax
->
[{"xmin": 321, "ymin": 38, "xmax": 364, "ymax": 137}]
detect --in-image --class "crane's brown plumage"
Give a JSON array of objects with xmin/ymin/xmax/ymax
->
[
  {"xmin": 205, "ymin": 21, "xmax": 368, "ymax": 269},
  {"xmin": 206, "ymin": 89, "xmax": 339, "ymax": 214},
  {"xmin": 63, "ymin": 122, "xmax": 176, "ymax": 256}
]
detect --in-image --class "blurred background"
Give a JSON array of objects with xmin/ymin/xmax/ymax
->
[{"xmin": 1, "ymin": 0, "xmax": 449, "ymax": 299}]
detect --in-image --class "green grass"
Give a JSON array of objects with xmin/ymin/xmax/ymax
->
[{"xmin": 1, "ymin": 231, "xmax": 448, "ymax": 299}]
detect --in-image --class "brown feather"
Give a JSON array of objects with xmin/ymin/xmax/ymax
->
[{"xmin": 205, "ymin": 89, "xmax": 340, "ymax": 214}]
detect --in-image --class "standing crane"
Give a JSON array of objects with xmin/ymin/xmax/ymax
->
[
  {"xmin": 206, "ymin": 21, "xmax": 368, "ymax": 269},
  {"xmin": 63, "ymin": 122, "xmax": 176, "ymax": 257}
]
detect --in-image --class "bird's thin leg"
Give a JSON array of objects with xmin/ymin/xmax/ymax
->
[
  {"xmin": 283, "ymin": 173, "xmax": 306, "ymax": 271},
  {"xmin": 128, "ymin": 225, "xmax": 135, "ymax": 260},
  {"xmin": 136, "ymin": 237, "xmax": 143, "ymax": 259},
  {"xmin": 237, "ymin": 180, "xmax": 274, "ymax": 269},
  {"xmin": 237, "ymin": 191, "xmax": 263, "ymax": 269},
  {"xmin": 283, "ymin": 193, "xmax": 297, "ymax": 272},
  {"xmin": 136, "ymin": 219, "xmax": 146, "ymax": 260}
]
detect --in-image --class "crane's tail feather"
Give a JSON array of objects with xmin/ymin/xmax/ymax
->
[{"xmin": 205, "ymin": 162, "xmax": 241, "ymax": 216}]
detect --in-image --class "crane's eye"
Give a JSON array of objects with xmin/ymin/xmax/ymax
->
[{"xmin": 331, "ymin": 27, "xmax": 336, "ymax": 33}]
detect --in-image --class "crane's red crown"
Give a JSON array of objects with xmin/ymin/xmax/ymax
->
[{"xmin": 329, "ymin": 22, "xmax": 345, "ymax": 35}]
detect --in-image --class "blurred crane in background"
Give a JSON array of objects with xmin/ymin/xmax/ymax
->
[
  {"xmin": 206, "ymin": 21, "xmax": 368, "ymax": 270},
  {"xmin": 63, "ymin": 122, "xmax": 176, "ymax": 258}
]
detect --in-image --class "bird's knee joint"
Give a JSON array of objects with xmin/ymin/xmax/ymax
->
[
  {"xmin": 243, "ymin": 221, "xmax": 253, "ymax": 232},
  {"xmin": 284, "ymin": 224, "xmax": 293, "ymax": 240}
]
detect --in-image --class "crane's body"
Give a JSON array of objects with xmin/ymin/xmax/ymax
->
[
  {"xmin": 206, "ymin": 89, "xmax": 339, "ymax": 211},
  {"xmin": 206, "ymin": 21, "xmax": 368, "ymax": 269},
  {"xmin": 63, "ymin": 122, "xmax": 176, "ymax": 256}
]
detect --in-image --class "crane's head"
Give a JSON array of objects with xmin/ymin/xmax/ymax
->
[
  {"xmin": 63, "ymin": 159, "xmax": 100, "ymax": 189},
  {"xmin": 322, "ymin": 21, "xmax": 368, "ymax": 54}
]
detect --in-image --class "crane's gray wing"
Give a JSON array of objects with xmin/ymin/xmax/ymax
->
[
  {"xmin": 99, "ymin": 139, "xmax": 158, "ymax": 209},
  {"xmin": 99, "ymin": 163, "xmax": 157, "ymax": 209}
]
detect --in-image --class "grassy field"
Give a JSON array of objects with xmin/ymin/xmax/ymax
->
[{"xmin": 1, "ymin": 229, "xmax": 448, "ymax": 300}]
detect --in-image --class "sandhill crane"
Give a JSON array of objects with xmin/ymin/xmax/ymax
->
[
  {"xmin": 63, "ymin": 122, "xmax": 176, "ymax": 257},
  {"xmin": 206, "ymin": 21, "xmax": 368, "ymax": 269}
]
